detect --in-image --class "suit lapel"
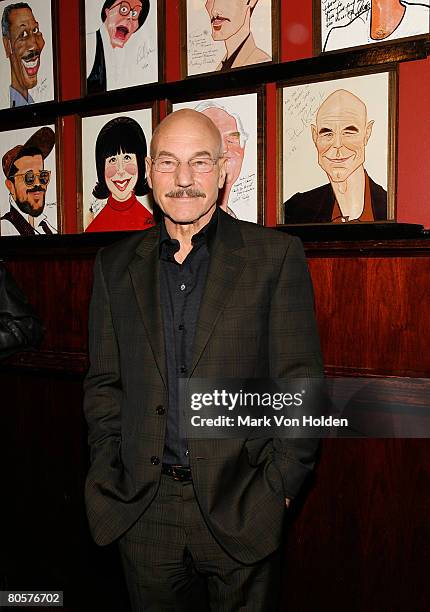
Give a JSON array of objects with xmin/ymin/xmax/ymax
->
[
  {"xmin": 190, "ymin": 210, "xmax": 246, "ymax": 376},
  {"xmin": 128, "ymin": 226, "xmax": 167, "ymax": 387}
]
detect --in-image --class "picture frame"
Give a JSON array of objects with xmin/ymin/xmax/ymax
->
[
  {"xmin": 82, "ymin": 0, "xmax": 164, "ymax": 96},
  {"xmin": 0, "ymin": 0, "xmax": 58, "ymax": 110},
  {"xmin": 0, "ymin": 119, "xmax": 62, "ymax": 235},
  {"xmin": 77, "ymin": 102, "xmax": 158, "ymax": 233},
  {"xmin": 278, "ymin": 67, "xmax": 397, "ymax": 226},
  {"xmin": 314, "ymin": 0, "xmax": 430, "ymax": 55},
  {"xmin": 170, "ymin": 88, "xmax": 265, "ymax": 225},
  {"xmin": 181, "ymin": 0, "xmax": 279, "ymax": 78}
]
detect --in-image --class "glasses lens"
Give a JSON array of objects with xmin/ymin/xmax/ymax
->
[
  {"xmin": 39, "ymin": 171, "xmax": 50, "ymax": 185},
  {"xmin": 155, "ymin": 158, "xmax": 177, "ymax": 173},
  {"xmin": 24, "ymin": 171, "xmax": 35, "ymax": 186},
  {"xmin": 119, "ymin": 3, "xmax": 130, "ymax": 16},
  {"xmin": 190, "ymin": 159, "xmax": 214, "ymax": 173}
]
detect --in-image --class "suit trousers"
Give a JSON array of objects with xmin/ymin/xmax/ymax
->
[{"xmin": 117, "ymin": 473, "xmax": 282, "ymax": 612}]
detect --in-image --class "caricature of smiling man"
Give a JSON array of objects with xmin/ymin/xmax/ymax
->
[{"xmin": 2, "ymin": 2, "xmax": 45, "ymax": 107}]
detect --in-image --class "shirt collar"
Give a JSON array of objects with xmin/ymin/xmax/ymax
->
[
  {"xmin": 10, "ymin": 86, "xmax": 34, "ymax": 107},
  {"xmin": 159, "ymin": 206, "xmax": 219, "ymax": 260},
  {"xmin": 9, "ymin": 195, "xmax": 48, "ymax": 228}
]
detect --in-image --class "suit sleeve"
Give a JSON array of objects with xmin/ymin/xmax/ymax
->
[
  {"xmin": 83, "ymin": 250, "xmax": 122, "ymax": 470},
  {"xmin": 269, "ymin": 236, "xmax": 324, "ymax": 499}
]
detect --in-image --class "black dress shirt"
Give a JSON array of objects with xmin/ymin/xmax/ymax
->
[{"xmin": 159, "ymin": 208, "xmax": 218, "ymax": 465}]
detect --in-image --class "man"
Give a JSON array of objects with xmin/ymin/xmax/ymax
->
[
  {"xmin": 195, "ymin": 100, "xmax": 248, "ymax": 217},
  {"xmin": 84, "ymin": 109, "xmax": 323, "ymax": 610},
  {"xmin": 1, "ymin": 2, "xmax": 45, "ymax": 107},
  {"xmin": 1, "ymin": 126, "xmax": 57, "ymax": 236},
  {"xmin": 284, "ymin": 89, "xmax": 387, "ymax": 224},
  {"xmin": 323, "ymin": 0, "xmax": 430, "ymax": 52},
  {"xmin": 205, "ymin": 0, "xmax": 271, "ymax": 71},
  {"xmin": 86, "ymin": 0, "xmax": 150, "ymax": 94}
]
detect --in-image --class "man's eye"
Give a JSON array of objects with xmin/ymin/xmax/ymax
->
[
  {"xmin": 131, "ymin": 10, "xmax": 138, "ymax": 17},
  {"xmin": 20, "ymin": 30, "xmax": 29, "ymax": 38},
  {"xmin": 159, "ymin": 160, "xmax": 175, "ymax": 168},
  {"xmin": 191, "ymin": 159, "xmax": 211, "ymax": 168},
  {"xmin": 119, "ymin": 6, "xmax": 129, "ymax": 15},
  {"xmin": 33, "ymin": 26, "xmax": 39, "ymax": 34}
]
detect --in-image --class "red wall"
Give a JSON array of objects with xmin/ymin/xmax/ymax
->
[{"xmin": 57, "ymin": 0, "xmax": 430, "ymax": 230}]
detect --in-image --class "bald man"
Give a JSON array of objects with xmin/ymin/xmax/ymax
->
[
  {"xmin": 323, "ymin": 0, "xmax": 430, "ymax": 52},
  {"xmin": 284, "ymin": 89, "xmax": 387, "ymax": 224},
  {"xmin": 84, "ymin": 109, "xmax": 323, "ymax": 610}
]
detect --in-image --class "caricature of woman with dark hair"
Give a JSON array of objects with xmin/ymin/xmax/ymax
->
[{"xmin": 85, "ymin": 116, "xmax": 155, "ymax": 232}]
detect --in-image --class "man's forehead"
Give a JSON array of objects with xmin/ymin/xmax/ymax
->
[
  {"xmin": 317, "ymin": 107, "xmax": 365, "ymax": 127},
  {"xmin": 15, "ymin": 154, "xmax": 43, "ymax": 169},
  {"xmin": 9, "ymin": 8, "xmax": 36, "ymax": 27}
]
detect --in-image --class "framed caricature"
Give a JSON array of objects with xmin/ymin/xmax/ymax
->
[
  {"xmin": 79, "ymin": 105, "xmax": 155, "ymax": 232},
  {"xmin": 183, "ymin": 0, "xmax": 278, "ymax": 77},
  {"xmin": 279, "ymin": 69, "xmax": 397, "ymax": 225},
  {"xmin": 172, "ymin": 90, "xmax": 264, "ymax": 224},
  {"xmin": 0, "ymin": 123, "xmax": 59, "ymax": 236},
  {"xmin": 315, "ymin": 0, "xmax": 430, "ymax": 54},
  {"xmin": 0, "ymin": 0, "xmax": 56, "ymax": 110},
  {"xmin": 83, "ymin": 0, "xmax": 162, "ymax": 95}
]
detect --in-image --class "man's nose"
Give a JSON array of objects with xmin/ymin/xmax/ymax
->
[
  {"xmin": 175, "ymin": 162, "xmax": 194, "ymax": 187},
  {"xmin": 332, "ymin": 131, "xmax": 343, "ymax": 149}
]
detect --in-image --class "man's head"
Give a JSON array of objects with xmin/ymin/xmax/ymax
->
[
  {"xmin": 101, "ymin": 0, "xmax": 149, "ymax": 48},
  {"xmin": 311, "ymin": 89, "xmax": 374, "ymax": 183},
  {"xmin": 2, "ymin": 3, "xmax": 45, "ymax": 98},
  {"xmin": 195, "ymin": 101, "xmax": 247, "ymax": 188},
  {"xmin": 205, "ymin": 0, "xmax": 258, "ymax": 41},
  {"xmin": 145, "ymin": 109, "xmax": 226, "ymax": 225},
  {"xmin": 3, "ymin": 126, "xmax": 54, "ymax": 217}
]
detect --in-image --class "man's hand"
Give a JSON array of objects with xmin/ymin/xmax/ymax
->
[{"xmin": 285, "ymin": 498, "xmax": 291, "ymax": 508}]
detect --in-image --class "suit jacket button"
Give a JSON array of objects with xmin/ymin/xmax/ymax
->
[
  {"xmin": 151, "ymin": 456, "xmax": 160, "ymax": 465},
  {"xmin": 156, "ymin": 406, "xmax": 165, "ymax": 415}
]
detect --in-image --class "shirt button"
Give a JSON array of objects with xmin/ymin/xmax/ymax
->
[
  {"xmin": 150, "ymin": 456, "xmax": 160, "ymax": 465},
  {"xmin": 179, "ymin": 324, "xmax": 184, "ymax": 331},
  {"xmin": 180, "ymin": 284, "xmax": 186, "ymax": 291},
  {"xmin": 180, "ymin": 365, "xmax": 187, "ymax": 374},
  {"xmin": 156, "ymin": 406, "xmax": 165, "ymax": 415},
  {"xmin": 185, "ymin": 449, "xmax": 189, "ymax": 456}
]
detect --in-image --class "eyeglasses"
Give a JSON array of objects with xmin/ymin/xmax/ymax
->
[
  {"xmin": 151, "ymin": 157, "xmax": 220, "ymax": 174},
  {"xmin": 109, "ymin": 1, "xmax": 142, "ymax": 19},
  {"xmin": 10, "ymin": 170, "xmax": 51, "ymax": 186}
]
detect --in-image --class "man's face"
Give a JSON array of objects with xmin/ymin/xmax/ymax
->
[
  {"xmin": 104, "ymin": 1, "xmax": 143, "ymax": 48},
  {"xmin": 2, "ymin": 8, "xmax": 45, "ymax": 95},
  {"xmin": 6, "ymin": 154, "xmax": 47, "ymax": 217},
  {"xmin": 311, "ymin": 93, "xmax": 373, "ymax": 183},
  {"xmin": 146, "ymin": 114, "xmax": 226, "ymax": 225},
  {"xmin": 104, "ymin": 151, "xmax": 138, "ymax": 201},
  {"xmin": 205, "ymin": 0, "xmax": 254, "ymax": 41},
  {"xmin": 202, "ymin": 107, "xmax": 245, "ymax": 187}
]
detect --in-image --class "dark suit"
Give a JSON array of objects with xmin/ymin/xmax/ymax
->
[
  {"xmin": 84, "ymin": 209, "xmax": 323, "ymax": 566},
  {"xmin": 284, "ymin": 174, "xmax": 387, "ymax": 224}
]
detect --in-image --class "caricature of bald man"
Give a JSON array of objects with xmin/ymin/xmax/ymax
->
[{"xmin": 284, "ymin": 89, "xmax": 387, "ymax": 224}]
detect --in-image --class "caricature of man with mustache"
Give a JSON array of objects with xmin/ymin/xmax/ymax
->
[
  {"xmin": 205, "ymin": 0, "xmax": 271, "ymax": 71},
  {"xmin": 2, "ymin": 2, "xmax": 45, "ymax": 107},
  {"xmin": 1, "ymin": 126, "xmax": 57, "ymax": 236}
]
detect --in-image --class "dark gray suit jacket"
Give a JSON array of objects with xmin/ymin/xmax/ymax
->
[{"xmin": 83, "ymin": 209, "xmax": 324, "ymax": 563}]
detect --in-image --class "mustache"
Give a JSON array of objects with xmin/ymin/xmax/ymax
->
[
  {"xmin": 165, "ymin": 188, "xmax": 206, "ymax": 198},
  {"xmin": 22, "ymin": 50, "xmax": 40, "ymax": 61},
  {"xmin": 26, "ymin": 186, "xmax": 46, "ymax": 194}
]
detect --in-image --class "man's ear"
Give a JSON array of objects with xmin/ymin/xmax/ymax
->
[
  {"xmin": 145, "ymin": 157, "xmax": 153, "ymax": 189},
  {"xmin": 218, "ymin": 156, "xmax": 227, "ymax": 188},
  {"xmin": 6, "ymin": 178, "xmax": 15, "ymax": 198},
  {"xmin": 311, "ymin": 124, "xmax": 317, "ymax": 145},
  {"xmin": 3, "ymin": 36, "xmax": 11, "ymax": 59},
  {"xmin": 365, "ymin": 120, "xmax": 374, "ymax": 144}
]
